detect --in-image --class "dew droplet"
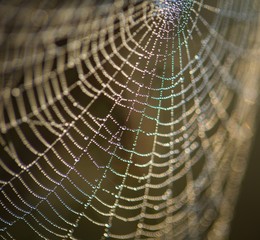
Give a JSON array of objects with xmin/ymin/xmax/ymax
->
[
  {"xmin": 154, "ymin": 205, "xmax": 159, "ymax": 211},
  {"xmin": 137, "ymin": 223, "xmax": 143, "ymax": 228},
  {"xmin": 195, "ymin": 54, "xmax": 200, "ymax": 60},
  {"xmin": 105, "ymin": 223, "xmax": 111, "ymax": 228}
]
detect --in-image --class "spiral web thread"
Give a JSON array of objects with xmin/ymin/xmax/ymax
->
[{"xmin": 0, "ymin": 0, "xmax": 259, "ymax": 239}]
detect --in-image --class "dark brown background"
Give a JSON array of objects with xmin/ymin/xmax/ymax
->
[{"xmin": 230, "ymin": 114, "xmax": 260, "ymax": 240}]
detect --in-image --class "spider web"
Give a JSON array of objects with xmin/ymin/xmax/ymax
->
[{"xmin": 0, "ymin": 0, "xmax": 259, "ymax": 239}]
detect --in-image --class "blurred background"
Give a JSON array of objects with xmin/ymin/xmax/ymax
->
[{"xmin": 230, "ymin": 115, "xmax": 260, "ymax": 240}]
